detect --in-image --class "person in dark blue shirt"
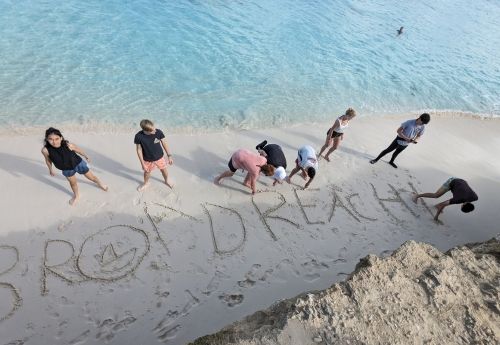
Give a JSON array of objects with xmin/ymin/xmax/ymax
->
[{"xmin": 412, "ymin": 177, "xmax": 478, "ymax": 221}]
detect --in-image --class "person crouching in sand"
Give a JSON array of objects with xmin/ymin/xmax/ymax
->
[
  {"xmin": 412, "ymin": 177, "xmax": 478, "ymax": 221},
  {"xmin": 255, "ymin": 140, "xmax": 287, "ymax": 186},
  {"xmin": 134, "ymin": 119, "xmax": 174, "ymax": 191},
  {"xmin": 286, "ymin": 145, "xmax": 318, "ymax": 189},
  {"xmin": 41, "ymin": 127, "xmax": 108, "ymax": 205},
  {"xmin": 318, "ymin": 107, "xmax": 356, "ymax": 162},
  {"xmin": 214, "ymin": 149, "xmax": 275, "ymax": 195}
]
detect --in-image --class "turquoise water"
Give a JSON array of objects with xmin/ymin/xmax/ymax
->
[{"xmin": 1, "ymin": 0, "xmax": 499, "ymax": 130}]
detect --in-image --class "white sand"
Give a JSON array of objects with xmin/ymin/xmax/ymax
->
[{"xmin": 0, "ymin": 113, "xmax": 499, "ymax": 345}]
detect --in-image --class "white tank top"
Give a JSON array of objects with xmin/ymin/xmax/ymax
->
[{"xmin": 334, "ymin": 115, "xmax": 349, "ymax": 134}]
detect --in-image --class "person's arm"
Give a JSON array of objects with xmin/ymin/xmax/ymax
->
[
  {"xmin": 286, "ymin": 166, "xmax": 300, "ymax": 183},
  {"xmin": 68, "ymin": 143, "xmax": 90, "ymax": 162},
  {"xmin": 434, "ymin": 200, "xmax": 450, "ymax": 221},
  {"xmin": 160, "ymin": 138, "xmax": 173, "ymax": 165},
  {"xmin": 411, "ymin": 134, "xmax": 422, "ymax": 144},
  {"xmin": 396, "ymin": 126, "xmax": 413, "ymax": 142},
  {"xmin": 304, "ymin": 175, "xmax": 314, "ymax": 189},
  {"xmin": 41, "ymin": 147, "xmax": 55, "ymax": 176},
  {"xmin": 136, "ymin": 144, "xmax": 147, "ymax": 170}
]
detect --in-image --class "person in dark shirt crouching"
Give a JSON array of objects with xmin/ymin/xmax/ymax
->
[{"xmin": 412, "ymin": 177, "xmax": 478, "ymax": 221}]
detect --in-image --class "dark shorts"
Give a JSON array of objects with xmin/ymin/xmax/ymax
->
[
  {"xmin": 228, "ymin": 158, "xmax": 237, "ymax": 172},
  {"xmin": 327, "ymin": 128, "xmax": 343, "ymax": 138},
  {"xmin": 62, "ymin": 160, "xmax": 89, "ymax": 177}
]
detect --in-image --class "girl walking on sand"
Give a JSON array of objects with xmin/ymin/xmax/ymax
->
[
  {"xmin": 318, "ymin": 108, "xmax": 356, "ymax": 162},
  {"xmin": 41, "ymin": 127, "xmax": 108, "ymax": 205}
]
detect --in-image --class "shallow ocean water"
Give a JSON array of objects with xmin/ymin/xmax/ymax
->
[{"xmin": 0, "ymin": 0, "xmax": 499, "ymax": 130}]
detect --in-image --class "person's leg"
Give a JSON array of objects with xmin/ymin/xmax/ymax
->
[
  {"xmin": 214, "ymin": 170, "xmax": 235, "ymax": 184},
  {"xmin": 160, "ymin": 168, "xmax": 174, "ymax": 188},
  {"xmin": 318, "ymin": 136, "xmax": 332, "ymax": 159},
  {"xmin": 137, "ymin": 171, "xmax": 152, "ymax": 191},
  {"xmin": 243, "ymin": 172, "xmax": 251, "ymax": 188},
  {"xmin": 66, "ymin": 175, "xmax": 80, "ymax": 205},
  {"xmin": 412, "ymin": 186, "xmax": 448, "ymax": 203},
  {"xmin": 83, "ymin": 171, "xmax": 108, "ymax": 191},
  {"xmin": 388, "ymin": 145, "xmax": 407, "ymax": 168},
  {"xmin": 370, "ymin": 138, "xmax": 398, "ymax": 164},
  {"xmin": 256, "ymin": 140, "xmax": 267, "ymax": 150},
  {"xmin": 324, "ymin": 136, "xmax": 342, "ymax": 161}
]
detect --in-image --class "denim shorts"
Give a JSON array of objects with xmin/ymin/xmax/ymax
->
[
  {"xmin": 62, "ymin": 160, "xmax": 89, "ymax": 177},
  {"xmin": 441, "ymin": 177, "xmax": 456, "ymax": 192}
]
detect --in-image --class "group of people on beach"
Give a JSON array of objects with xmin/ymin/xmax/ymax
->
[{"xmin": 42, "ymin": 109, "xmax": 478, "ymax": 221}]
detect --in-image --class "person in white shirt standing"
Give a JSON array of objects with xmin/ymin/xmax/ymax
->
[{"xmin": 318, "ymin": 107, "xmax": 356, "ymax": 162}]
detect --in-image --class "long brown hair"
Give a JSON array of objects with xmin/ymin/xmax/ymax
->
[{"xmin": 260, "ymin": 164, "xmax": 276, "ymax": 176}]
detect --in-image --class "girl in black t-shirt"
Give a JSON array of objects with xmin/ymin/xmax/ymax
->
[{"xmin": 41, "ymin": 127, "xmax": 108, "ymax": 205}]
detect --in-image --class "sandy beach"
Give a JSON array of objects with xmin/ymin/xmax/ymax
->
[{"xmin": 0, "ymin": 112, "xmax": 499, "ymax": 345}]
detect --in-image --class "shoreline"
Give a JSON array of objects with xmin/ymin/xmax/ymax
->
[
  {"xmin": 0, "ymin": 109, "xmax": 499, "ymax": 137},
  {"xmin": 0, "ymin": 112, "xmax": 499, "ymax": 345}
]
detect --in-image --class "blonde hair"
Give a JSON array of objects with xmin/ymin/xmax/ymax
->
[
  {"xmin": 345, "ymin": 108, "xmax": 356, "ymax": 117},
  {"xmin": 140, "ymin": 119, "xmax": 155, "ymax": 131},
  {"xmin": 260, "ymin": 164, "xmax": 276, "ymax": 176}
]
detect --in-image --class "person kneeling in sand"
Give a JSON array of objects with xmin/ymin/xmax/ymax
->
[
  {"xmin": 412, "ymin": 177, "xmax": 478, "ymax": 221},
  {"xmin": 255, "ymin": 140, "xmax": 287, "ymax": 186},
  {"xmin": 134, "ymin": 119, "xmax": 174, "ymax": 191},
  {"xmin": 286, "ymin": 145, "xmax": 318, "ymax": 189},
  {"xmin": 41, "ymin": 127, "xmax": 108, "ymax": 205},
  {"xmin": 318, "ymin": 107, "xmax": 356, "ymax": 162},
  {"xmin": 214, "ymin": 149, "xmax": 275, "ymax": 195}
]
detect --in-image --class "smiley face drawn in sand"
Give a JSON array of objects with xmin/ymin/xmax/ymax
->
[{"xmin": 76, "ymin": 225, "xmax": 150, "ymax": 281}]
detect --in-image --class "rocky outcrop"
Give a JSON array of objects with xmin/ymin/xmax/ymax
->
[{"xmin": 190, "ymin": 239, "xmax": 500, "ymax": 345}]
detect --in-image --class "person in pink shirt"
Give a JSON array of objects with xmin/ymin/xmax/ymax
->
[{"xmin": 214, "ymin": 149, "xmax": 275, "ymax": 194}]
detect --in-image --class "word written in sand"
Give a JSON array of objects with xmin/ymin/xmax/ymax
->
[
  {"xmin": 36, "ymin": 182, "xmax": 425, "ymax": 297},
  {"xmin": 42, "ymin": 226, "xmax": 150, "ymax": 295},
  {"xmin": 0, "ymin": 246, "xmax": 22, "ymax": 323}
]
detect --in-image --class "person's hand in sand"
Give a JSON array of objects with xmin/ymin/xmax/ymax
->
[{"xmin": 41, "ymin": 127, "xmax": 108, "ymax": 206}]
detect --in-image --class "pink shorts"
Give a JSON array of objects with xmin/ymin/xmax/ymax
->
[{"xmin": 143, "ymin": 157, "xmax": 167, "ymax": 173}]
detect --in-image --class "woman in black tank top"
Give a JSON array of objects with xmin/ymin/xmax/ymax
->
[{"xmin": 41, "ymin": 127, "xmax": 108, "ymax": 205}]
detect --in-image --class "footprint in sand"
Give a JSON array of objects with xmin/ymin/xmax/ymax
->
[
  {"xmin": 153, "ymin": 310, "xmax": 181, "ymax": 343},
  {"xmin": 301, "ymin": 258, "xmax": 330, "ymax": 282},
  {"xmin": 218, "ymin": 293, "xmax": 244, "ymax": 307}
]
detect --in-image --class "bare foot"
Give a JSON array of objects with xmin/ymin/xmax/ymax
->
[
  {"xmin": 165, "ymin": 181, "xmax": 174, "ymax": 189},
  {"xmin": 99, "ymin": 184, "xmax": 108, "ymax": 191},
  {"xmin": 300, "ymin": 171, "xmax": 307, "ymax": 180},
  {"xmin": 137, "ymin": 183, "xmax": 149, "ymax": 192},
  {"xmin": 214, "ymin": 176, "xmax": 221, "ymax": 185},
  {"xmin": 324, "ymin": 155, "xmax": 330, "ymax": 162},
  {"xmin": 285, "ymin": 177, "xmax": 291, "ymax": 184},
  {"xmin": 69, "ymin": 195, "xmax": 79, "ymax": 205},
  {"xmin": 411, "ymin": 193, "xmax": 418, "ymax": 203}
]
